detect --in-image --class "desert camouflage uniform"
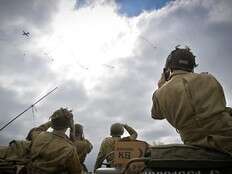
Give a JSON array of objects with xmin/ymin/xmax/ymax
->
[
  {"xmin": 152, "ymin": 70, "xmax": 232, "ymax": 155},
  {"xmin": 94, "ymin": 124, "xmax": 137, "ymax": 170}
]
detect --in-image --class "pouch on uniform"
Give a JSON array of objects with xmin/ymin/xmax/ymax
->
[{"xmin": 113, "ymin": 140, "xmax": 149, "ymax": 174}]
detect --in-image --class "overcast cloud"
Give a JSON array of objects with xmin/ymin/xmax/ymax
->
[{"xmin": 0, "ymin": 0, "xmax": 232, "ymax": 171}]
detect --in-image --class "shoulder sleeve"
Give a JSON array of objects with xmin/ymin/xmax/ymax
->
[
  {"xmin": 26, "ymin": 121, "xmax": 52, "ymax": 140},
  {"xmin": 36, "ymin": 121, "xmax": 52, "ymax": 131},
  {"xmin": 151, "ymin": 91, "xmax": 164, "ymax": 119},
  {"xmin": 94, "ymin": 139, "xmax": 108, "ymax": 171},
  {"xmin": 66, "ymin": 147, "xmax": 83, "ymax": 174},
  {"xmin": 206, "ymin": 73, "xmax": 227, "ymax": 105},
  {"xmin": 86, "ymin": 139, "xmax": 93, "ymax": 153}
]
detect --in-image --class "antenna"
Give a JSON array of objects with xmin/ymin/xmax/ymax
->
[{"xmin": 0, "ymin": 87, "xmax": 58, "ymax": 131}]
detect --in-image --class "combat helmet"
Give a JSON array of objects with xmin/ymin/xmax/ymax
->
[
  {"xmin": 110, "ymin": 123, "xmax": 124, "ymax": 137},
  {"xmin": 165, "ymin": 46, "xmax": 197, "ymax": 72},
  {"xmin": 50, "ymin": 108, "xmax": 73, "ymax": 130}
]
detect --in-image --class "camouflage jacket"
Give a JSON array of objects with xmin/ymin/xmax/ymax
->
[{"xmin": 152, "ymin": 70, "xmax": 232, "ymax": 155}]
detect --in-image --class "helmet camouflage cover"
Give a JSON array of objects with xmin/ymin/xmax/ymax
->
[
  {"xmin": 110, "ymin": 123, "xmax": 124, "ymax": 137},
  {"xmin": 50, "ymin": 108, "xmax": 73, "ymax": 130},
  {"xmin": 166, "ymin": 46, "xmax": 197, "ymax": 72}
]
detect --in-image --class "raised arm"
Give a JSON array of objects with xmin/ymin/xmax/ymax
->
[
  {"xmin": 151, "ymin": 92, "xmax": 164, "ymax": 120},
  {"xmin": 36, "ymin": 121, "xmax": 52, "ymax": 131},
  {"xmin": 69, "ymin": 120, "xmax": 75, "ymax": 141},
  {"xmin": 26, "ymin": 121, "xmax": 52, "ymax": 140},
  {"xmin": 123, "ymin": 124, "xmax": 138, "ymax": 140}
]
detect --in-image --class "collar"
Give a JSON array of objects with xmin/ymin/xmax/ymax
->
[
  {"xmin": 169, "ymin": 70, "xmax": 191, "ymax": 79},
  {"xmin": 52, "ymin": 130, "xmax": 67, "ymax": 138}
]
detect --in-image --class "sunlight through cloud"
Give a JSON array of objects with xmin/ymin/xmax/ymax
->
[{"xmin": 38, "ymin": 0, "xmax": 139, "ymax": 90}]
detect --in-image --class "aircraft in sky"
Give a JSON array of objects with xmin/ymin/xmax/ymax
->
[
  {"xmin": 22, "ymin": 30, "xmax": 30, "ymax": 37},
  {"xmin": 103, "ymin": 64, "xmax": 115, "ymax": 69}
]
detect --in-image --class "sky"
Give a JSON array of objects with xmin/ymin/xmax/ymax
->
[{"xmin": 0, "ymin": 0, "xmax": 232, "ymax": 171}]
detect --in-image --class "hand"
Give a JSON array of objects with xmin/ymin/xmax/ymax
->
[
  {"xmin": 226, "ymin": 107, "xmax": 232, "ymax": 116},
  {"xmin": 69, "ymin": 117, "xmax": 74, "ymax": 128},
  {"xmin": 158, "ymin": 73, "xmax": 166, "ymax": 88},
  {"xmin": 62, "ymin": 109, "xmax": 74, "ymax": 127}
]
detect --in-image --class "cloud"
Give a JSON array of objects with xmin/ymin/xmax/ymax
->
[
  {"xmin": 0, "ymin": 86, "xmax": 28, "ymax": 145},
  {"xmin": 82, "ymin": 0, "xmax": 232, "ymax": 169},
  {"xmin": 0, "ymin": 0, "xmax": 63, "ymax": 143},
  {"xmin": 0, "ymin": 0, "xmax": 61, "ymax": 29},
  {"xmin": 75, "ymin": 0, "xmax": 172, "ymax": 17}
]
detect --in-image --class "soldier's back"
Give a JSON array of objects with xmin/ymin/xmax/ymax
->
[
  {"xmin": 28, "ymin": 131, "xmax": 76, "ymax": 174},
  {"xmin": 156, "ymin": 71, "xmax": 232, "ymax": 154}
]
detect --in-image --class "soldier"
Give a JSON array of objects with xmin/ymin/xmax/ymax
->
[
  {"xmin": 151, "ymin": 46, "xmax": 232, "ymax": 155},
  {"xmin": 70, "ymin": 123, "xmax": 93, "ymax": 173},
  {"xmin": 94, "ymin": 123, "xmax": 137, "ymax": 171},
  {"xmin": 0, "ymin": 117, "xmax": 53, "ymax": 163},
  {"xmin": 26, "ymin": 120, "xmax": 52, "ymax": 141},
  {"xmin": 27, "ymin": 108, "xmax": 83, "ymax": 174}
]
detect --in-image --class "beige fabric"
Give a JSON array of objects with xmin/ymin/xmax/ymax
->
[
  {"xmin": 157, "ymin": 73, "xmax": 166, "ymax": 88},
  {"xmin": 0, "ymin": 122, "xmax": 51, "ymax": 162},
  {"xmin": 94, "ymin": 125, "xmax": 137, "ymax": 170},
  {"xmin": 0, "ymin": 140, "xmax": 30, "ymax": 162},
  {"xmin": 114, "ymin": 140, "xmax": 148, "ymax": 174},
  {"xmin": 152, "ymin": 70, "xmax": 232, "ymax": 155},
  {"xmin": 73, "ymin": 138, "xmax": 92, "ymax": 164},
  {"xmin": 28, "ymin": 131, "xmax": 82, "ymax": 174},
  {"xmin": 27, "ymin": 121, "xmax": 52, "ymax": 141},
  {"xmin": 94, "ymin": 137, "xmax": 120, "ymax": 170},
  {"xmin": 0, "ymin": 146, "xmax": 7, "ymax": 159}
]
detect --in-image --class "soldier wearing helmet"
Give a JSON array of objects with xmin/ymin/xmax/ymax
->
[
  {"xmin": 70, "ymin": 123, "xmax": 93, "ymax": 172},
  {"xmin": 152, "ymin": 46, "xmax": 232, "ymax": 155},
  {"xmin": 27, "ymin": 108, "xmax": 83, "ymax": 174},
  {"xmin": 94, "ymin": 123, "xmax": 137, "ymax": 171}
]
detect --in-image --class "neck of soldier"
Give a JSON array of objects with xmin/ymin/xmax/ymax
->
[
  {"xmin": 112, "ymin": 135, "xmax": 121, "ymax": 138},
  {"xmin": 171, "ymin": 68, "xmax": 194, "ymax": 73},
  {"xmin": 53, "ymin": 128, "xmax": 67, "ymax": 137}
]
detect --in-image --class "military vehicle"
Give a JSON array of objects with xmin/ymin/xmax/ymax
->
[
  {"xmin": 95, "ymin": 141, "xmax": 232, "ymax": 174},
  {"xmin": 1, "ymin": 140, "xmax": 232, "ymax": 174}
]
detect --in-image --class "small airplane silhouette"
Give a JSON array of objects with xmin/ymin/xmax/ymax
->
[
  {"xmin": 22, "ymin": 31, "xmax": 30, "ymax": 37},
  {"xmin": 103, "ymin": 64, "xmax": 115, "ymax": 69}
]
